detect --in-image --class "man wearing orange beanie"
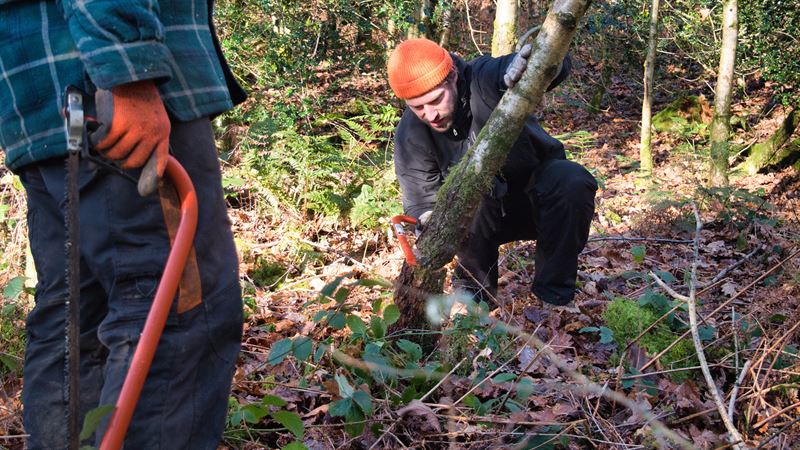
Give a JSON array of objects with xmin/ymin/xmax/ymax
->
[{"xmin": 388, "ymin": 39, "xmax": 597, "ymax": 308}]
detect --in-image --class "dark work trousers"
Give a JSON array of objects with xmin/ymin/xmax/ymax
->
[
  {"xmin": 18, "ymin": 118, "xmax": 243, "ymax": 450},
  {"xmin": 453, "ymin": 159, "xmax": 597, "ymax": 306}
]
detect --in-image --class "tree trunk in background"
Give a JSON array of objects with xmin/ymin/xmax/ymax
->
[
  {"xmin": 439, "ymin": 3, "xmax": 454, "ymax": 46},
  {"xmin": 708, "ymin": 0, "xmax": 738, "ymax": 187},
  {"xmin": 390, "ymin": 0, "xmax": 593, "ymax": 337},
  {"xmin": 492, "ymin": 0, "xmax": 518, "ymax": 56},
  {"xmin": 735, "ymin": 108, "xmax": 799, "ymax": 174},
  {"xmin": 386, "ymin": 18, "xmax": 396, "ymax": 60},
  {"xmin": 639, "ymin": 0, "xmax": 660, "ymax": 180},
  {"xmin": 407, "ymin": 0, "xmax": 435, "ymax": 39}
]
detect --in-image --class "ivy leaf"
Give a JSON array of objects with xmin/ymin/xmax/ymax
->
[
  {"xmin": 313, "ymin": 310, "xmax": 328, "ymax": 323},
  {"xmin": 356, "ymin": 278, "xmax": 392, "ymax": 288},
  {"xmin": 639, "ymin": 290, "xmax": 670, "ymax": 315},
  {"xmin": 314, "ymin": 342, "xmax": 327, "ymax": 362},
  {"xmin": 282, "ymin": 442, "xmax": 307, "ymax": 450},
  {"xmin": 79, "ymin": 404, "xmax": 115, "ymax": 440},
  {"xmin": 383, "ymin": 304, "xmax": 400, "ymax": 326},
  {"xmin": 271, "ymin": 411, "xmax": 304, "ymax": 439},
  {"xmin": 334, "ymin": 287, "xmax": 350, "ymax": 304},
  {"xmin": 652, "ymin": 270, "xmax": 676, "ymax": 283},
  {"xmin": 268, "ymin": 338, "xmax": 293, "ymax": 366},
  {"xmin": 515, "ymin": 377, "xmax": 535, "ymax": 401}
]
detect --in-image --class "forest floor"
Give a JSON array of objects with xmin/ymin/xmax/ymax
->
[{"xmin": 2, "ymin": 47, "xmax": 800, "ymax": 450}]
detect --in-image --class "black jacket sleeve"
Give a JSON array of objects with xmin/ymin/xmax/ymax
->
[{"xmin": 393, "ymin": 120, "xmax": 441, "ymax": 219}]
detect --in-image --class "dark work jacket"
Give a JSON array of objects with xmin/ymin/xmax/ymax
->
[{"xmin": 393, "ymin": 52, "xmax": 571, "ymax": 219}]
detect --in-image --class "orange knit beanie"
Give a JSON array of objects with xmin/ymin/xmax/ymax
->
[{"xmin": 387, "ymin": 39, "xmax": 454, "ymax": 99}]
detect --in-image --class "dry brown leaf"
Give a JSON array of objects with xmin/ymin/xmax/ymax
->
[{"xmin": 397, "ymin": 399, "xmax": 442, "ymax": 432}]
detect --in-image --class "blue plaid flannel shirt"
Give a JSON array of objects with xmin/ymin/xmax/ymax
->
[{"xmin": 0, "ymin": 0, "xmax": 245, "ymax": 171}]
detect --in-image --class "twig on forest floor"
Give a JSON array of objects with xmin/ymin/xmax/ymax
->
[
  {"xmin": 480, "ymin": 318, "xmax": 695, "ymax": 449},
  {"xmin": 513, "ymin": 421, "xmax": 579, "ymax": 450},
  {"xmin": 651, "ymin": 202, "xmax": 745, "ymax": 449},
  {"xmin": 641, "ymin": 246, "xmax": 800, "ymax": 372},
  {"xmin": 729, "ymin": 360, "xmax": 751, "ymax": 423},
  {"xmin": 754, "ymin": 415, "xmax": 800, "ymax": 449},
  {"xmin": 368, "ymin": 357, "xmax": 467, "ymax": 450},
  {"xmin": 453, "ymin": 335, "xmax": 530, "ymax": 406},
  {"xmin": 751, "ymin": 399, "xmax": 800, "ymax": 431},
  {"xmin": 298, "ymin": 238, "xmax": 370, "ymax": 269},
  {"xmin": 587, "ymin": 235, "xmax": 694, "ymax": 244},
  {"xmin": 698, "ymin": 244, "xmax": 764, "ymax": 288}
]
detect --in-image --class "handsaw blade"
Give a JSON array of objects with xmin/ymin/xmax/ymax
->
[{"xmin": 64, "ymin": 88, "xmax": 83, "ymax": 450}]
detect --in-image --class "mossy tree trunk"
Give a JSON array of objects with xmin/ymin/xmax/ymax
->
[
  {"xmin": 391, "ymin": 0, "xmax": 593, "ymax": 335},
  {"xmin": 708, "ymin": 0, "xmax": 738, "ymax": 187},
  {"xmin": 639, "ymin": 0, "xmax": 660, "ymax": 180},
  {"xmin": 735, "ymin": 108, "xmax": 799, "ymax": 174},
  {"xmin": 492, "ymin": 0, "xmax": 518, "ymax": 56}
]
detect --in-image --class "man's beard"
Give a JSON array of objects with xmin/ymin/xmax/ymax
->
[{"xmin": 428, "ymin": 114, "xmax": 452, "ymax": 131}]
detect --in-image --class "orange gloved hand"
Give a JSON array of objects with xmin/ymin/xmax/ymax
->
[{"xmin": 93, "ymin": 80, "xmax": 170, "ymax": 176}]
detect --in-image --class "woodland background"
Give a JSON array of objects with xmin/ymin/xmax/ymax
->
[{"xmin": 1, "ymin": 0, "xmax": 800, "ymax": 448}]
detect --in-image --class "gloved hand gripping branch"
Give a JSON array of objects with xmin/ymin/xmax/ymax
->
[
  {"xmin": 503, "ymin": 44, "xmax": 532, "ymax": 89},
  {"xmin": 91, "ymin": 80, "xmax": 170, "ymax": 178}
]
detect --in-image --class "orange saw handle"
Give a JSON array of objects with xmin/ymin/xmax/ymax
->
[
  {"xmin": 99, "ymin": 155, "xmax": 198, "ymax": 450},
  {"xmin": 390, "ymin": 215, "xmax": 418, "ymax": 266}
]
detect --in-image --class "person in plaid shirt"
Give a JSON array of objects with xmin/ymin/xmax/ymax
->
[{"xmin": 0, "ymin": 1, "xmax": 246, "ymax": 448}]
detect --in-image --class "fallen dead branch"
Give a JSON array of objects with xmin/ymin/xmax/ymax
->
[
  {"xmin": 651, "ymin": 202, "xmax": 745, "ymax": 449},
  {"xmin": 641, "ymin": 245, "xmax": 800, "ymax": 372}
]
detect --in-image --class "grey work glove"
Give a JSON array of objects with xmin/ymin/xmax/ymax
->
[
  {"xmin": 414, "ymin": 210, "xmax": 433, "ymax": 238},
  {"xmin": 503, "ymin": 44, "xmax": 532, "ymax": 89}
]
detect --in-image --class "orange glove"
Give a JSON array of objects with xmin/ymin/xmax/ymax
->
[{"xmin": 93, "ymin": 80, "xmax": 170, "ymax": 176}]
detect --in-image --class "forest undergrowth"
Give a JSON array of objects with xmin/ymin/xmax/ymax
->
[{"xmin": 1, "ymin": 3, "xmax": 799, "ymax": 449}]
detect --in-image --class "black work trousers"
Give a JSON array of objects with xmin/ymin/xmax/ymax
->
[
  {"xmin": 453, "ymin": 159, "xmax": 597, "ymax": 306},
  {"xmin": 19, "ymin": 118, "xmax": 242, "ymax": 449}
]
